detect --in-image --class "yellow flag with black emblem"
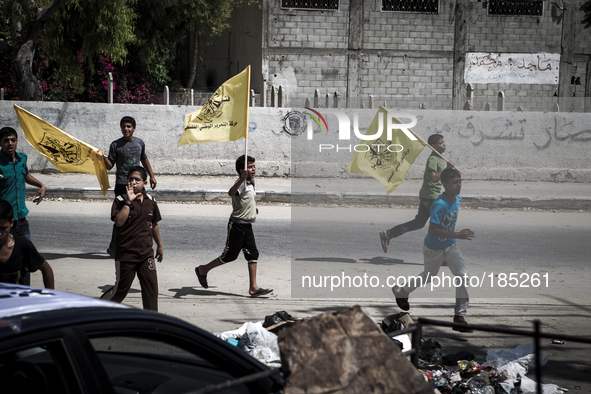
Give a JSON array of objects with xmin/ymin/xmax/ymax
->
[
  {"xmin": 14, "ymin": 105, "xmax": 110, "ymax": 195},
  {"xmin": 347, "ymin": 106, "xmax": 427, "ymax": 194},
  {"xmin": 179, "ymin": 65, "xmax": 250, "ymax": 145}
]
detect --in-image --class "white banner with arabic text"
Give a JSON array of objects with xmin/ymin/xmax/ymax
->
[{"xmin": 464, "ymin": 53, "xmax": 559, "ymax": 85}]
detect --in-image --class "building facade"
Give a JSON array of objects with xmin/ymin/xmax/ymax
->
[{"xmin": 262, "ymin": 0, "xmax": 591, "ymax": 111}]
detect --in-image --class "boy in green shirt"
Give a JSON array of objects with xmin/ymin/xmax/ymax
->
[{"xmin": 380, "ymin": 134, "xmax": 454, "ymax": 253}]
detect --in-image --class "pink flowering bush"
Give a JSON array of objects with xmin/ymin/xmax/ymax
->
[{"xmin": 1, "ymin": 45, "xmax": 161, "ymax": 104}]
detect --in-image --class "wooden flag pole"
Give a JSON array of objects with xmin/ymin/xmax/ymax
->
[
  {"xmin": 412, "ymin": 130, "xmax": 461, "ymax": 175},
  {"xmin": 425, "ymin": 144, "xmax": 462, "ymax": 175},
  {"xmin": 244, "ymin": 66, "xmax": 251, "ymax": 181}
]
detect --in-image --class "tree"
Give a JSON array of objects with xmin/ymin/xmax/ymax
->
[
  {"xmin": 0, "ymin": 0, "xmax": 137, "ymax": 101},
  {"xmin": 582, "ymin": 0, "xmax": 591, "ymax": 28},
  {"xmin": 1, "ymin": 0, "xmax": 70, "ymax": 101},
  {"xmin": 130, "ymin": 0, "xmax": 249, "ymax": 90}
]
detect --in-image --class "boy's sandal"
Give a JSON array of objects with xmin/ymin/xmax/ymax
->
[
  {"xmin": 379, "ymin": 231, "xmax": 389, "ymax": 253},
  {"xmin": 195, "ymin": 267, "xmax": 208, "ymax": 289},
  {"xmin": 250, "ymin": 288, "xmax": 273, "ymax": 298},
  {"xmin": 392, "ymin": 286, "xmax": 410, "ymax": 311}
]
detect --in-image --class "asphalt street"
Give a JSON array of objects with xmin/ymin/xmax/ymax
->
[{"xmin": 26, "ymin": 200, "xmax": 591, "ymax": 392}]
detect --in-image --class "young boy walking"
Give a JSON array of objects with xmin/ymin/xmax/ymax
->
[
  {"xmin": 195, "ymin": 155, "xmax": 273, "ymax": 298},
  {"xmin": 392, "ymin": 168, "xmax": 475, "ymax": 332},
  {"xmin": 101, "ymin": 116, "xmax": 157, "ymax": 257},
  {"xmin": 101, "ymin": 166, "xmax": 163, "ymax": 311},
  {"xmin": 380, "ymin": 134, "xmax": 454, "ymax": 253}
]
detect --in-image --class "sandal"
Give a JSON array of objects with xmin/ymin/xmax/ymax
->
[
  {"xmin": 250, "ymin": 288, "xmax": 273, "ymax": 298},
  {"xmin": 195, "ymin": 266, "xmax": 208, "ymax": 289},
  {"xmin": 380, "ymin": 231, "xmax": 389, "ymax": 253},
  {"xmin": 392, "ymin": 286, "xmax": 410, "ymax": 311}
]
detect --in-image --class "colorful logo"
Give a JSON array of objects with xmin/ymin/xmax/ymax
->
[{"xmin": 303, "ymin": 107, "xmax": 328, "ymax": 132}]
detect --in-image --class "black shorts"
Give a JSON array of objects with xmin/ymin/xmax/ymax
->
[{"xmin": 219, "ymin": 220, "xmax": 259, "ymax": 263}]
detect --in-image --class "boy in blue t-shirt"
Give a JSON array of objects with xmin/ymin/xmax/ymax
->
[{"xmin": 392, "ymin": 168, "xmax": 475, "ymax": 332}]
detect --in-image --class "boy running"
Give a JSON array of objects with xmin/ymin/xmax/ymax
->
[
  {"xmin": 195, "ymin": 155, "xmax": 273, "ymax": 298},
  {"xmin": 380, "ymin": 134, "xmax": 454, "ymax": 253},
  {"xmin": 392, "ymin": 168, "xmax": 475, "ymax": 332}
]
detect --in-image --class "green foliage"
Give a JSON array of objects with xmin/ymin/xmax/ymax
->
[
  {"xmin": 43, "ymin": 0, "xmax": 138, "ymax": 92},
  {"xmin": 0, "ymin": 0, "xmax": 252, "ymax": 101}
]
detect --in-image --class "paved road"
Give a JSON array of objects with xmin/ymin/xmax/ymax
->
[{"xmin": 26, "ymin": 200, "xmax": 591, "ymax": 392}]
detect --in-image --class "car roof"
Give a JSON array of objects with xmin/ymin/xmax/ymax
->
[{"xmin": 0, "ymin": 283, "xmax": 129, "ymax": 319}]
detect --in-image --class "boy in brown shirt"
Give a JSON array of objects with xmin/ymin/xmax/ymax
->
[{"xmin": 101, "ymin": 166, "xmax": 163, "ymax": 311}]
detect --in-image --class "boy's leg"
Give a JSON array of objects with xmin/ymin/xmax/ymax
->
[
  {"xmin": 386, "ymin": 198, "xmax": 433, "ymax": 239},
  {"xmin": 100, "ymin": 261, "xmax": 136, "ymax": 303},
  {"xmin": 247, "ymin": 261, "xmax": 258, "ymax": 292},
  {"xmin": 444, "ymin": 243, "xmax": 470, "ymax": 317},
  {"xmin": 195, "ymin": 220, "xmax": 243, "ymax": 288},
  {"xmin": 393, "ymin": 245, "xmax": 444, "ymax": 311},
  {"xmin": 12, "ymin": 218, "xmax": 32, "ymax": 285},
  {"xmin": 403, "ymin": 245, "xmax": 445, "ymax": 294},
  {"xmin": 136, "ymin": 257, "xmax": 158, "ymax": 311},
  {"xmin": 242, "ymin": 226, "xmax": 272, "ymax": 297}
]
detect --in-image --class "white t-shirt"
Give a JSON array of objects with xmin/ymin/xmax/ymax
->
[{"xmin": 230, "ymin": 179, "xmax": 256, "ymax": 223}]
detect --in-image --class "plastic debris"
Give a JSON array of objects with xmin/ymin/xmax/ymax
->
[{"xmin": 486, "ymin": 343, "xmax": 548, "ymax": 369}]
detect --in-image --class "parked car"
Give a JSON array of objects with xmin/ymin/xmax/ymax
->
[{"xmin": 0, "ymin": 283, "xmax": 283, "ymax": 394}]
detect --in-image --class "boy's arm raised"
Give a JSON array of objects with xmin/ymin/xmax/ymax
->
[
  {"xmin": 228, "ymin": 170, "xmax": 248, "ymax": 196},
  {"xmin": 152, "ymin": 223, "xmax": 163, "ymax": 262}
]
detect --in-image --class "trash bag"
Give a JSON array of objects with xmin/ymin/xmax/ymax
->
[
  {"xmin": 263, "ymin": 311, "xmax": 294, "ymax": 328},
  {"xmin": 239, "ymin": 322, "xmax": 281, "ymax": 367},
  {"xmin": 520, "ymin": 376, "xmax": 566, "ymax": 394},
  {"xmin": 381, "ymin": 312, "xmax": 413, "ymax": 334},
  {"xmin": 442, "ymin": 350, "xmax": 475, "ymax": 366},
  {"xmin": 489, "ymin": 354, "xmax": 532, "ymax": 394},
  {"xmin": 419, "ymin": 339, "xmax": 443, "ymax": 364},
  {"xmin": 486, "ymin": 343, "xmax": 548, "ymax": 369}
]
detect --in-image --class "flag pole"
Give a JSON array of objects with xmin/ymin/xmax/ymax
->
[
  {"xmin": 410, "ymin": 130, "xmax": 461, "ymax": 174},
  {"xmin": 244, "ymin": 66, "xmax": 251, "ymax": 178},
  {"xmin": 424, "ymin": 144, "xmax": 462, "ymax": 174}
]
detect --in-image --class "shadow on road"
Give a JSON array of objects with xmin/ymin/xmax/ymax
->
[
  {"xmin": 295, "ymin": 256, "xmax": 422, "ymax": 266},
  {"xmin": 168, "ymin": 286, "xmax": 257, "ymax": 299},
  {"xmin": 44, "ymin": 252, "xmax": 112, "ymax": 261}
]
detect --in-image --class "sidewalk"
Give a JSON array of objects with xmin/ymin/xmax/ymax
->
[{"xmin": 29, "ymin": 172, "xmax": 591, "ymax": 210}]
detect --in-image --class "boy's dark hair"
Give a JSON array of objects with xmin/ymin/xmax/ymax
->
[
  {"xmin": 235, "ymin": 155, "xmax": 255, "ymax": 175},
  {"xmin": 440, "ymin": 168, "xmax": 461, "ymax": 184},
  {"xmin": 427, "ymin": 134, "xmax": 443, "ymax": 146},
  {"xmin": 120, "ymin": 116, "xmax": 136, "ymax": 129},
  {"xmin": 127, "ymin": 166, "xmax": 147, "ymax": 181},
  {"xmin": 0, "ymin": 199, "xmax": 14, "ymax": 221},
  {"xmin": 0, "ymin": 127, "xmax": 18, "ymax": 141}
]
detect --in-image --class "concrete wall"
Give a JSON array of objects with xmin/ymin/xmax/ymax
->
[{"xmin": 1, "ymin": 101, "xmax": 590, "ymax": 182}]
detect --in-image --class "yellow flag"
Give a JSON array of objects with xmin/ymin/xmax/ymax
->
[
  {"xmin": 347, "ymin": 106, "xmax": 427, "ymax": 194},
  {"xmin": 179, "ymin": 66, "xmax": 250, "ymax": 145},
  {"xmin": 14, "ymin": 105, "xmax": 110, "ymax": 195}
]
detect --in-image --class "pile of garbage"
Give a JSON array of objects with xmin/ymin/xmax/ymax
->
[
  {"xmin": 382, "ymin": 313, "xmax": 567, "ymax": 394},
  {"xmin": 214, "ymin": 311, "xmax": 298, "ymax": 368}
]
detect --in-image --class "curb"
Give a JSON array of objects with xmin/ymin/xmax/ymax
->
[{"xmin": 30, "ymin": 188, "xmax": 591, "ymax": 210}]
